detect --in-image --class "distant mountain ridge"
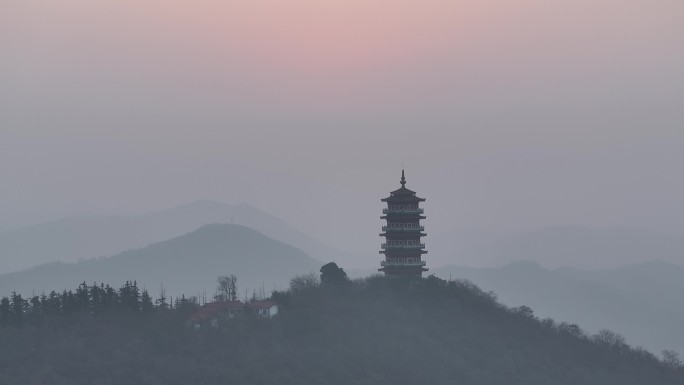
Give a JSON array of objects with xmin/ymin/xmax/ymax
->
[
  {"xmin": 0, "ymin": 224, "xmax": 322, "ymax": 298},
  {"xmin": 0, "ymin": 200, "xmax": 354, "ymax": 274},
  {"xmin": 556, "ymin": 261, "xmax": 684, "ymax": 321},
  {"xmin": 435, "ymin": 225, "xmax": 684, "ymax": 269}
]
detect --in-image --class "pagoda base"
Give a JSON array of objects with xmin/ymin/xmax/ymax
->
[{"xmin": 379, "ymin": 266, "xmax": 428, "ymax": 277}]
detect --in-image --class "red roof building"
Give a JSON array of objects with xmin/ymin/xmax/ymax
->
[
  {"xmin": 187, "ymin": 300, "xmax": 279, "ymax": 328},
  {"xmin": 186, "ymin": 301, "xmax": 245, "ymax": 329},
  {"xmin": 248, "ymin": 300, "xmax": 279, "ymax": 318}
]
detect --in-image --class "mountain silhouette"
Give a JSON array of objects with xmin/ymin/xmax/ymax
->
[
  {"xmin": 0, "ymin": 200, "xmax": 351, "ymax": 274},
  {"xmin": 0, "ymin": 224, "xmax": 322, "ymax": 298}
]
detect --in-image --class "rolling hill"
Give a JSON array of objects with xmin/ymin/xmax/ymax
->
[
  {"xmin": 0, "ymin": 224, "xmax": 322, "ymax": 298},
  {"xmin": 433, "ymin": 261, "xmax": 684, "ymax": 356},
  {"xmin": 0, "ymin": 200, "xmax": 353, "ymax": 274}
]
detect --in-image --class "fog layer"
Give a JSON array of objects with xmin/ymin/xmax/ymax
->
[{"xmin": 2, "ymin": 0, "xmax": 683, "ymax": 267}]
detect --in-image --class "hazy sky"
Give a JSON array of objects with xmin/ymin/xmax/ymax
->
[{"xmin": 2, "ymin": 0, "xmax": 683, "ymax": 263}]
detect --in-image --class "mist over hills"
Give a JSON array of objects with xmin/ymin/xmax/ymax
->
[
  {"xmin": 557, "ymin": 261, "xmax": 684, "ymax": 316},
  {"xmin": 0, "ymin": 200, "xmax": 353, "ymax": 274},
  {"xmin": 4, "ymin": 202, "xmax": 684, "ymax": 357},
  {"xmin": 433, "ymin": 225, "xmax": 684, "ymax": 269},
  {"xmin": 0, "ymin": 224, "xmax": 321, "ymax": 298},
  {"xmin": 4, "ymin": 201, "xmax": 684, "ymax": 276},
  {"xmin": 432, "ymin": 261, "xmax": 684, "ymax": 356}
]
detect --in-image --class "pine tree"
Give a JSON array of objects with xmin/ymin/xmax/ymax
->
[
  {"xmin": 29, "ymin": 295, "xmax": 42, "ymax": 317},
  {"xmin": 0, "ymin": 297, "xmax": 10, "ymax": 324},
  {"xmin": 156, "ymin": 284, "xmax": 169, "ymax": 310},
  {"xmin": 10, "ymin": 292, "xmax": 26, "ymax": 322},
  {"xmin": 75, "ymin": 282, "xmax": 90, "ymax": 313},
  {"xmin": 119, "ymin": 281, "xmax": 141, "ymax": 312},
  {"xmin": 141, "ymin": 290, "xmax": 154, "ymax": 313}
]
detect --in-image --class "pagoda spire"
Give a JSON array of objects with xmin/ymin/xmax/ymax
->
[{"xmin": 400, "ymin": 169, "xmax": 406, "ymax": 187}]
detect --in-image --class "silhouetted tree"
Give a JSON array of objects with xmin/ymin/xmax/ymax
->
[
  {"xmin": 75, "ymin": 282, "xmax": 90, "ymax": 312},
  {"xmin": 289, "ymin": 272, "xmax": 319, "ymax": 292},
  {"xmin": 29, "ymin": 295, "xmax": 42, "ymax": 316},
  {"xmin": 102, "ymin": 284, "xmax": 118, "ymax": 309},
  {"xmin": 10, "ymin": 292, "xmax": 26, "ymax": 321},
  {"xmin": 558, "ymin": 322, "xmax": 585, "ymax": 339},
  {"xmin": 89, "ymin": 284, "xmax": 102, "ymax": 314},
  {"xmin": 0, "ymin": 297, "xmax": 9, "ymax": 324},
  {"xmin": 141, "ymin": 289, "xmax": 154, "ymax": 313},
  {"xmin": 216, "ymin": 275, "xmax": 238, "ymax": 301},
  {"xmin": 43, "ymin": 291, "xmax": 61, "ymax": 315},
  {"xmin": 662, "ymin": 350, "xmax": 683, "ymax": 369},
  {"xmin": 319, "ymin": 262, "xmax": 349, "ymax": 287},
  {"xmin": 119, "ymin": 281, "xmax": 140, "ymax": 312},
  {"xmin": 514, "ymin": 305, "xmax": 535, "ymax": 319},
  {"xmin": 156, "ymin": 284, "xmax": 169, "ymax": 310},
  {"xmin": 593, "ymin": 329, "xmax": 627, "ymax": 349}
]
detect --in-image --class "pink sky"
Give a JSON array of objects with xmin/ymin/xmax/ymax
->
[
  {"xmin": 2, "ymin": 0, "xmax": 684, "ymax": 266},
  {"xmin": 5, "ymin": 0, "xmax": 681, "ymax": 111}
]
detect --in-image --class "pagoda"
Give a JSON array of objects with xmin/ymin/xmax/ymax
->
[{"xmin": 379, "ymin": 170, "xmax": 428, "ymax": 277}]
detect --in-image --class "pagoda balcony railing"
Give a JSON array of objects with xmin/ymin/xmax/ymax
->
[
  {"xmin": 382, "ymin": 208, "xmax": 424, "ymax": 214},
  {"xmin": 381, "ymin": 243, "xmax": 426, "ymax": 249},
  {"xmin": 382, "ymin": 226, "xmax": 425, "ymax": 232},
  {"xmin": 381, "ymin": 260, "xmax": 427, "ymax": 267}
]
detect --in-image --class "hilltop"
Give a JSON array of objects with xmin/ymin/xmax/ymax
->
[
  {"xmin": 433, "ymin": 260, "xmax": 684, "ymax": 356},
  {"xmin": 0, "ymin": 272, "xmax": 681, "ymax": 385}
]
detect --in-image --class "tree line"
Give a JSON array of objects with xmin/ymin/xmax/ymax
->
[
  {"xmin": 0, "ymin": 263, "xmax": 682, "ymax": 385},
  {"xmin": 0, "ymin": 281, "xmax": 197, "ymax": 325}
]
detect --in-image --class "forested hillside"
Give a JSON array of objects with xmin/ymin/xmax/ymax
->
[
  {"xmin": 1, "ymin": 267, "xmax": 681, "ymax": 385},
  {"xmin": 433, "ymin": 261, "xmax": 684, "ymax": 356}
]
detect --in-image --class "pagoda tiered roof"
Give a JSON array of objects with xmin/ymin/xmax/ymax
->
[
  {"xmin": 381, "ymin": 170, "xmax": 426, "ymax": 202},
  {"xmin": 379, "ymin": 170, "xmax": 428, "ymax": 277}
]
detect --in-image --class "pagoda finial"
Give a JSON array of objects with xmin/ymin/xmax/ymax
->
[{"xmin": 400, "ymin": 169, "xmax": 406, "ymax": 187}]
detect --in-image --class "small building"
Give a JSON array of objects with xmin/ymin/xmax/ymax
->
[
  {"xmin": 248, "ymin": 300, "xmax": 279, "ymax": 318},
  {"xmin": 186, "ymin": 300, "xmax": 279, "ymax": 328},
  {"xmin": 186, "ymin": 301, "xmax": 245, "ymax": 329}
]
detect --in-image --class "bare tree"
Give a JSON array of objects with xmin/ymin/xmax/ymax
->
[
  {"xmin": 662, "ymin": 350, "xmax": 683, "ymax": 369},
  {"xmin": 289, "ymin": 272, "xmax": 320, "ymax": 292},
  {"xmin": 592, "ymin": 329, "xmax": 627, "ymax": 348},
  {"xmin": 216, "ymin": 275, "xmax": 238, "ymax": 302}
]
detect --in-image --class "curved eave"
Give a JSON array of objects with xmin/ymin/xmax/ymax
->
[
  {"xmin": 380, "ymin": 232, "xmax": 427, "ymax": 237},
  {"xmin": 379, "ymin": 250, "xmax": 428, "ymax": 254},
  {"xmin": 381, "ymin": 196, "xmax": 426, "ymax": 203},
  {"xmin": 378, "ymin": 267, "xmax": 429, "ymax": 273},
  {"xmin": 381, "ymin": 215, "xmax": 426, "ymax": 220}
]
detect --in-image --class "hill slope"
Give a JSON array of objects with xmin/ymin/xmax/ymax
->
[
  {"xmin": 0, "ymin": 224, "xmax": 322, "ymax": 297},
  {"xmin": 0, "ymin": 200, "xmax": 353, "ymax": 274},
  {"xmin": 0, "ymin": 275, "xmax": 682, "ymax": 385},
  {"xmin": 433, "ymin": 261, "xmax": 684, "ymax": 356}
]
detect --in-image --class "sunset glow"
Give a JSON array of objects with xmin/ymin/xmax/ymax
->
[{"xmin": 2, "ymin": 0, "xmax": 684, "ymax": 378}]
